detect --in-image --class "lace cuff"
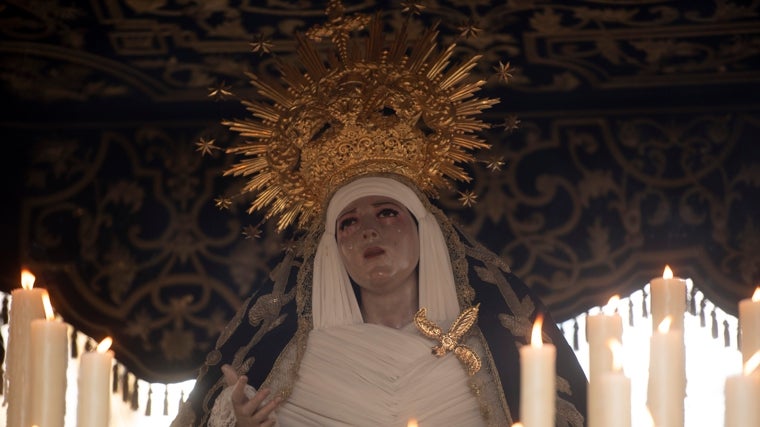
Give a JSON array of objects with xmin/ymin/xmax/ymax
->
[{"xmin": 208, "ymin": 384, "xmax": 259, "ymax": 427}]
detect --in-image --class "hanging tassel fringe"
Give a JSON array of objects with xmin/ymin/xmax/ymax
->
[
  {"xmin": 628, "ymin": 299, "xmax": 634, "ymax": 327},
  {"xmin": 70, "ymin": 328, "xmax": 79, "ymax": 359},
  {"xmin": 688, "ymin": 286, "xmax": 698, "ymax": 315},
  {"xmin": 1, "ymin": 295, "xmax": 8, "ymax": 324},
  {"xmin": 723, "ymin": 320, "xmax": 730, "ymax": 347},
  {"xmin": 122, "ymin": 370, "xmax": 130, "ymax": 403},
  {"xmin": 572, "ymin": 318, "xmax": 579, "ymax": 351},
  {"xmin": 641, "ymin": 289, "xmax": 649, "ymax": 318},
  {"xmin": 113, "ymin": 364, "xmax": 119, "ymax": 393},
  {"xmin": 737, "ymin": 325, "xmax": 742, "ymax": 352},
  {"xmin": 699, "ymin": 298, "xmax": 707, "ymax": 327},
  {"xmin": 711, "ymin": 307, "xmax": 718, "ymax": 339},
  {"xmin": 145, "ymin": 385, "xmax": 153, "ymax": 416},
  {"xmin": 0, "ymin": 294, "xmax": 6, "ymax": 394},
  {"xmin": 131, "ymin": 376, "xmax": 140, "ymax": 410},
  {"xmin": 0, "ymin": 333, "xmax": 4, "ymax": 395},
  {"xmin": 164, "ymin": 386, "xmax": 170, "ymax": 416}
]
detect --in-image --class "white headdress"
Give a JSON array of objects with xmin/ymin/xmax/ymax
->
[{"xmin": 312, "ymin": 176, "xmax": 460, "ymax": 329}]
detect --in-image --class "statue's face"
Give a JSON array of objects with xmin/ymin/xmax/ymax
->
[{"xmin": 336, "ymin": 195, "xmax": 420, "ymax": 294}]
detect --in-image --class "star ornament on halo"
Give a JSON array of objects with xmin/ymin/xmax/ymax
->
[
  {"xmin": 501, "ymin": 114, "xmax": 521, "ymax": 133},
  {"xmin": 250, "ymin": 34, "xmax": 274, "ymax": 55},
  {"xmin": 208, "ymin": 81, "xmax": 233, "ymax": 101},
  {"xmin": 195, "ymin": 137, "xmax": 218, "ymax": 156},
  {"xmin": 458, "ymin": 190, "xmax": 478, "ymax": 207},
  {"xmin": 400, "ymin": 1, "xmax": 426, "ymax": 15},
  {"xmin": 214, "ymin": 197, "xmax": 232, "ymax": 210},
  {"xmin": 457, "ymin": 19, "xmax": 483, "ymax": 39},
  {"xmin": 494, "ymin": 61, "xmax": 513, "ymax": 84},
  {"xmin": 242, "ymin": 224, "xmax": 263, "ymax": 240},
  {"xmin": 483, "ymin": 156, "xmax": 505, "ymax": 172}
]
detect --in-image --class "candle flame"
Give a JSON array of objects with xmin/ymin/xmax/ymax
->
[
  {"xmin": 21, "ymin": 269, "xmax": 35, "ymax": 290},
  {"xmin": 657, "ymin": 316, "xmax": 672, "ymax": 334},
  {"xmin": 97, "ymin": 337, "xmax": 113, "ymax": 353},
  {"xmin": 662, "ymin": 265, "xmax": 673, "ymax": 279},
  {"xmin": 744, "ymin": 351, "xmax": 760, "ymax": 376},
  {"xmin": 607, "ymin": 338, "xmax": 623, "ymax": 371},
  {"xmin": 41, "ymin": 292, "xmax": 54, "ymax": 321},
  {"xmin": 512, "ymin": 424, "xmax": 524, "ymax": 427},
  {"xmin": 752, "ymin": 287, "xmax": 760, "ymax": 302},
  {"xmin": 407, "ymin": 419, "xmax": 418, "ymax": 427},
  {"xmin": 602, "ymin": 295, "xmax": 620, "ymax": 315},
  {"xmin": 531, "ymin": 314, "xmax": 544, "ymax": 348}
]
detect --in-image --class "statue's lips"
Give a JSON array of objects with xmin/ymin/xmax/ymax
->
[{"xmin": 363, "ymin": 247, "xmax": 385, "ymax": 259}]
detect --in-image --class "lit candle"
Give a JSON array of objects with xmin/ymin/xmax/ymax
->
[
  {"xmin": 739, "ymin": 287, "xmax": 760, "ymax": 365},
  {"xmin": 519, "ymin": 314, "xmax": 556, "ymax": 427},
  {"xmin": 77, "ymin": 337, "xmax": 115, "ymax": 427},
  {"xmin": 587, "ymin": 296, "xmax": 624, "ymax": 427},
  {"xmin": 649, "ymin": 265, "xmax": 686, "ymax": 332},
  {"xmin": 6, "ymin": 269, "xmax": 46, "ymax": 427},
  {"xmin": 598, "ymin": 339, "xmax": 631, "ymax": 427},
  {"xmin": 725, "ymin": 351, "xmax": 760, "ymax": 427},
  {"xmin": 647, "ymin": 316, "xmax": 685, "ymax": 427},
  {"xmin": 29, "ymin": 292, "xmax": 68, "ymax": 427}
]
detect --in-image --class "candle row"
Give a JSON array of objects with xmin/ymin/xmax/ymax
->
[
  {"xmin": 582, "ymin": 267, "xmax": 760, "ymax": 427},
  {"xmin": 6, "ymin": 270, "xmax": 114, "ymax": 427},
  {"xmin": 514, "ymin": 266, "xmax": 760, "ymax": 427},
  {"xmin": 8, "ymin": 267, "xmax": 759, "ymax": 427}
]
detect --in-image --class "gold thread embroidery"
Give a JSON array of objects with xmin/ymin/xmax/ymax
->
[{"xmin": 414, "ymin": 304, "xmax": 482, "ymax": 376}]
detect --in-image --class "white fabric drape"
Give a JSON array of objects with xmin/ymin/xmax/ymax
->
[
  {"xmin": 277, "ymin": 323, "xmax": 484, "ymax": 426},
  {"xmin": 208, "ymin": 324, "xmax": 485, "ymax": 427}
]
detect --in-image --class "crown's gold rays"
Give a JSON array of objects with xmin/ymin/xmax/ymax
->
[{"xmin": 223, "ymin": 2, "xmax": 498, "ymax": 232}]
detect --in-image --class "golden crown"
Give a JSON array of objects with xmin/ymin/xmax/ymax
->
[{"xmin": 220, "ymin": 1, "xmax": 498, "ymax": 231}]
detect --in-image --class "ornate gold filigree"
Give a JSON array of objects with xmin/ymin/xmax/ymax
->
[
  {"xmin": 414, "ymin": 304, "xmax": 482, "ymax": 376},
  {"xmin": 222, "ymin": 0, "xmax": 498, "ymax": 231}
]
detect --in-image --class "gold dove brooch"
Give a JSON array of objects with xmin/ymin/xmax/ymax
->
[{"xmin": 413, "ymin": 304, "xmax": 482, "ymax": 376}]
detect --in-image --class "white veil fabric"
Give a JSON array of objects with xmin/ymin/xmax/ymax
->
[{"xmin": 312, "ymin": 176, "xmax": 461, "ymax": 329}]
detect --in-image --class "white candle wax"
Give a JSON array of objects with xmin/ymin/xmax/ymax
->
[
  {"xmin": 649, "ymin": 266, "xmax": 686, "ymax": 332},
  {"xmin": 647, "ymin": 318, "xmax": 685, "ymax": 427},
  {"xmin": 587, "ymin": 304, "xmax": 624, "ymax": 380},
  {"xmin": 519, "ymin": 315, "xmax": 556, "ymax": 427},
  {"xmin": 77, "ymin": 338, "xmax": 115, "ymax": 427},
  {"xmin": 586, "ymin": 305, "xmax": 623, "ymax": 427},
  {"xmin": 598, "ymin": 371, "xmax": 632, "ymax": 427},
  {"xmin": 597, "ymin": 339, "xmax": 631, "ymax": 427},
  {"xmin": 724, "ymin": 372, "xmax": 760, "ymax": 427},
  {"xmin": 6, "ymin": 270, "xmax": 46, "ymax": 427},
  {"xmin": 739, "ymin": 287, "xmax": 760, "ymax": 365},
  {"xmin": 29, "ymin": 296, "xmax": 68, "ymax": 427}
]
